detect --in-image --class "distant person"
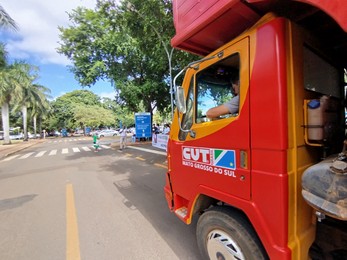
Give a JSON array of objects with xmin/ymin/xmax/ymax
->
[
  {"xmin": 206, "ymin": 75, "xmax": 240, "ymax": 118},
  {"xmin": 93, "ymin": 133, "xmax": 100, "ymax": 152},
  {"xmin": 163, "ymin": 123, "xmax": 170, "ymax": 135},
  {"xmin": 132, "ymin": 128, "xmax": 136, "ymax": 143},
  {"xmin": 153, "ymin": 124, "xmax": 160, "ymax": 134},
  {"xmin": 120, "ymin": 126, "xmax": 127, "ymax": 150},
  {"xmin": 152, "ymin": 124, "xmax": 158, "ymax": 134},
  {"xmin": 152, "ymin": 123, "xmax": 160, "ymax": 143}
]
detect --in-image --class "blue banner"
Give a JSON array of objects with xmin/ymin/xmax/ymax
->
[{"xmin": 135, "ymin": 112, "xmax": 151, "ymax": 138}]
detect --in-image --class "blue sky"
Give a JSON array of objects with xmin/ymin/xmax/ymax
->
[{"xmin": 1, "ymin": 0, "xmax": 116, "ymax": 100}]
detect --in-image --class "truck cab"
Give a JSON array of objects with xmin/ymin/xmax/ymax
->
[{"xmin": 165, "ymin": 1, "xmax": 347, "ymax": 259}]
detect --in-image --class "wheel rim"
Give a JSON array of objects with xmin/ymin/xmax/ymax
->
[{"xmin": 206, "ymin": 229, "xmax": 245, "ymax": 260}]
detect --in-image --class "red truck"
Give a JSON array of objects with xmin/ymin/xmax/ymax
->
[{"xmin": 164, "ymin": 0, "xmax": 347, "ymax": 259}]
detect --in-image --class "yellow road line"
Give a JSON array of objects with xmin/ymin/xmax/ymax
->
[
  {"xmin": 66, "ymin": 183, "xmax": 81, "ymax": 260},
  {"xmin": 123, "ymin": 152, "xmax": 166, "ymax": 168},
  {"xmin": 154, "ymin": 163, "xmax": 167, "ymax": 169}
]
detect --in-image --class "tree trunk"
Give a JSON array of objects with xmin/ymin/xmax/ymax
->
[
  {"xmin": 22, "ymin": 105, "xmax": 28, "ymax": 141},
  {"xmin": 1, "ymin": 103, "xmax": 11, "ymax": 145},
  {"xmin": 33, "ymin": 115, "xmax": 37, "ymax": 139},
  {"xmin": 38, "ymin": 117, "xmax": 42, "ymax": 138}
]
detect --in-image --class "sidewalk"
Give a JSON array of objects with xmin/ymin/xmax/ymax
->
[{"xmin": 0, "ymin": 139, "xmax": 46, "ymax": 159}]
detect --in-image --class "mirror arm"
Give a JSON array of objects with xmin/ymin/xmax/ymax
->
[
  {"xmin": 173, "ymin": 52, "xmax": 223, "ymax": 139},
  {"xmin": 178, "ymin": 116, "xmax": 196, "ymax": 138}
]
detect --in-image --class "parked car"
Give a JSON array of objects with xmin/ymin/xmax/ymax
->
[
  {"xmin": 0, "ymin": 131, "xmax": 23, "ymax": 140},
  {"xmin": 9, "ymin": 133, "xmax": 24, "ymax": 140},
  {"xmin": 97, "ymin": 129, "xmax": 119, "ymax": 137},
  {"xmin": 89, "ymin": 130, "xmax": 100, "ymax": 136},
  {"xmin": 28, "ymin": 132, "xmax": 41, "ymax": 139}
]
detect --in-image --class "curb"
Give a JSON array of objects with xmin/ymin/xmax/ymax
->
[{"xmin": 0, "ymin": 139, "xmax": 45, "ymax": 159}]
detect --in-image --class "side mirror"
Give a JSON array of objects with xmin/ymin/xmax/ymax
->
[{"xmin": 176, "ymin": 86, "xmax": 186, "ymax": 114}]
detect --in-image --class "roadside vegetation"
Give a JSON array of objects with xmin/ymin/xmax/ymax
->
[{"xmin": 0, "ymin": 0, "xmax": 197, "ymax": 144}]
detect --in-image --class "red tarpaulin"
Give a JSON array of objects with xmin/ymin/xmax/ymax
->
[{"xmin": 172, "ymin": 0, "xmax": 347, "ymax": 55}]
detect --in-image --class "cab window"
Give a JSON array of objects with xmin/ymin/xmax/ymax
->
[{"xmin": 196, "ymin": 54, "xmax": 240, "ymax": 122}]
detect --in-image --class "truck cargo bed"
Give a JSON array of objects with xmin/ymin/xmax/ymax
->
[{"xmin": 171, "ymin": 0, "xmax": 347, "ymax": 56}]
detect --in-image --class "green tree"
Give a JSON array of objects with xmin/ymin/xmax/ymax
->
[
  {"xmin": 99, "ymin": 97, "xmax": 135, "ymax": 128},
  {"xmin": 10, "ymin": 62, "xmax": 51, "ymax": 141},
  {"xmin": 50, "ymin": 90, "xmax": 117, "ymax": 132},
  {"xmin": 0, "ymin": 7, "xmax": 18, "ymax": 143},
  {"xmin": 0, "ymin": 48, "xmax": 30, "ymax": 144},
  {"xmin": 14, "ymin": 82, "xmax": 51, "ymax": 140},
  {"xmin": 74, "ymin": 105, "xmax": 116, "ymax": 130},
  {"xmin": 1, "ymin": 60, "xmax": 51, "ymax": 143},
  {"xmin": 58, "ymin": 0, "xmax": 197, "ymax": 118},
  {"xmin": 30, "ymin": 84, "xmax": 51, "ymax": 138},
  {"xmin": 61, "ymin": 89, "xmax": 101, "ymax": 106},
  {"xmin": 0, "ymin": 42, "xmax": 7, "ymax": 68},
  {"xmin": 0, "ymin": 9, "xmax": 51, "ymax": 140}
]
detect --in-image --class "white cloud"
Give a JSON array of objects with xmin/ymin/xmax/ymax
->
[{"xmin": 2, "ymin": 0, "xmax": 98, "ymax": 66}]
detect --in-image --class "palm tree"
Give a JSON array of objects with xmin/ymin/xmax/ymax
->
[
  {"xmin": 29, "ymin": 93, "xmax": 51, "ymax": 139},
  {"xmin": 10, "ymin": 63, "xmax": 52, "ymax": 141},
  {"xmin": 11, "ymin": 62, "xmax": 37, "ymax": 141},
  {"xmin": 0, "ymin": 6, "xmax": 18, "ymax": 144},
  {"xmin": 0, "ymin": 4, "xmax": 18, "ymax": 31},
  {"xmin": 0, "ymin": 42, "xmax": 7, "ymax": 68},
  {"xmin": 18, "ymin": 83, "xmax": 51, "ymax": 140},
  {"xmin": 0, "ymin": 61, "xmax": 27, "ymax": 144}
]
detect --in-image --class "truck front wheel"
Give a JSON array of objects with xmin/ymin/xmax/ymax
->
[{"xmin": 196, "ymin": 207, "xmax": 268, "ymax": 260}]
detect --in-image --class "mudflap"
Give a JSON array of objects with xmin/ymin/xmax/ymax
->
[{"xmin": 309, "ymin": 217, "xmax": 347, "ymax": 260}]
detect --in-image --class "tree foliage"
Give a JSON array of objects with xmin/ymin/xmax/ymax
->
[
  {"xmin": 74, "ymin": 105, "xmax": 116, "ymax": 128},
  {"xmin": 0, "ymin": 44, "xmax": 49, "ymax": 144},
  {"xmin": 58, "ymin": 0, "xmax": 197, "ymax": 116},
  {"xmin": 9, "ymin": 63, "xmax": 51, "ymax": 140},
  {"xmin": 49, "ymin": 90, "xmax": 121, "ymax": 131}
]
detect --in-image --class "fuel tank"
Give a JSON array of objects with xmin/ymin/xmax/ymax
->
[{"xmin": 302, "ymin": 155, "xmax": 347, "ymax": 220}]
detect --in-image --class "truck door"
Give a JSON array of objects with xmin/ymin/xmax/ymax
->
[{"xmin": 176, "ymin": 37, "xmax": 250, "ymax": 200}]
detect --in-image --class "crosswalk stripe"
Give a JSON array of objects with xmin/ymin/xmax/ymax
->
[
  {"xmin": 1, "ymin": 144, "xmax": 112, "ymax": 162},
  {"xmin": 47, "ymin": 138, "xmax": 88, "ymax": 143},
  {"xmin": 3, "ymin": 154, "xmax": 20, "ymax": 161},
  {"xmin": 19, "ymin": 152, "xmax": 35, "ymax": 159},
  {"xmin": 35, "ymin": 151, "xmax": 47, "ymax": 157},
  {"xmin": 49, "ymin": 149, "xmax": 57, "ymax": 156}
]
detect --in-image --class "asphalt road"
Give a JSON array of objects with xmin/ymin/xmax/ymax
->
[{"xmin": 0, "ymin": 137, "xmax": 201, "ymax": 260}]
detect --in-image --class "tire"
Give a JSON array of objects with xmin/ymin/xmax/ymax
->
[{"xmin": 197, "ymin": 207, "xmax": 268, "ymax": 260}]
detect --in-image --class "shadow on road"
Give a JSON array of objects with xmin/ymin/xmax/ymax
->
[{"xmin": 0, "ymin": 194, "xmax": 38, "ymax": 212}]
